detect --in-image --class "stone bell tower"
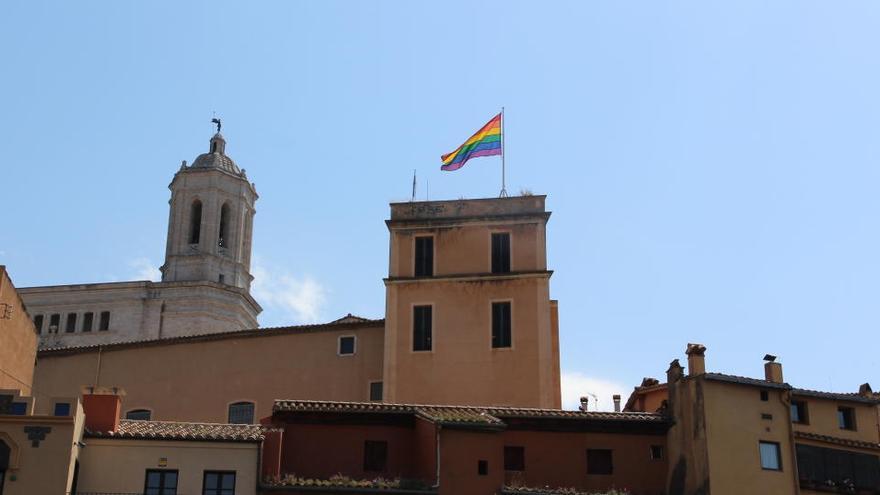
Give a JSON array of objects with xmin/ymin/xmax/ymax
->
[{"xmin": 161, "ymin": 128, "xmax": 257, "ymax": 291}]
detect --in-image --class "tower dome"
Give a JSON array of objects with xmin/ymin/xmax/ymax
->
[{"xmin": 189, "ymin": 132, "xmax": 244, "ymax": 176}]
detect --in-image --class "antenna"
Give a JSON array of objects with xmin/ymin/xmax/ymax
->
[{"xmin": 411, "ymin": 169, "xmax": 417, "ymax": 202}]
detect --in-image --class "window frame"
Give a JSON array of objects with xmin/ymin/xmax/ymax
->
[
  {"xmin": 790, "ymin": 400, "xmax": 809, "ymax": 425},
  {"xmin": 338, "ymin": 335, "xmax": 357, "ymax": 356},
  {"xmin": 369, "ymin": 381, "xmax": 383, "ymax": 402},
  {"xmin": 202, "ymin": 470, "xmax": 236, "ymax": 495},
  {"xmin": 837, "ymin": 406, "xmax": 857, "ymax": 431},
  {"xmin": 413, "ymin": 235, "xmax": 435, "ymax": 278},
  {"xmin": 81, "ymin": 312, "xmax": 94, "ymax": 332},
  {"xmin": 490, "ymin": 300, "xmax": 513, "ymax": 349},
  {"xmin": 650, "ymin": 445, "xmax": 665, "ymax": 461},
  {"xmin": 227, "ymin": 401, "xmax": 256, "ymax": 424},
  {"xmin": 53, "ymin": 402, "xmax": 71, "ymax": 417},
  {"xmin": 759, "ymin": 441, "xmax": 783, "ymax": 471},
  {"xmin": 363, "ymin": 440, "xmax": 388, "ymax": 472},
  {"xmin": 98, "ymin": 311, "xmax": 110, "ymax": 331},
  {"xmin": 144, "ymin": 469, "xmax": 179, "ymax": 495},
  {"xmin": 126, "ymin": 409, "xmax": 153, "ymax": 421},
  {"xmin": 490, "ymin": 231, "xmax": 512, "ymax": 274},
  {"xmin": 65, "ymin": 313, "xmax": 78, "ymax": 333},
  {"xmin": 412, "ymin": 304, "xmax": 433, "ymax": 352}
]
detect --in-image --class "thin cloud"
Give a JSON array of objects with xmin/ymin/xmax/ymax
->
[
  {"xmin": 251, "ymin": 257, "xmax": 327, "ymax": 326},
  {"xmin": 560, "ymin": 371, "xmax": 630, "ymax": 412},
  {"xmin": 129, "ymin": 258, "xmax": 161, "ymax": 281}
]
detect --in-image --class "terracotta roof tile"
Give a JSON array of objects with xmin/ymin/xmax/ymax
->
[
  {"xmin": 86, "ymin": 420, "xmax": 266, "ymax": 442},
  {"xmin": 792, "ymin": 388, "xmax": 880, "ymax": 405},
  {"xmin": 703, "ymin": 372, "xmax": 791, "ymax": 390},
  {"xmin": 794, "ymin": 431, "xmax": 880, "ymax": 451}
]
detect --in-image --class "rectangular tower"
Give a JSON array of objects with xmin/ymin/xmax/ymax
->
[{"xmin": 382, "ymin": 196, "xmax": 561, "ymax": 408}]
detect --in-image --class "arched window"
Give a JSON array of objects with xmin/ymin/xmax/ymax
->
[
  {"xmin": 189, "ymin": 200, "xmax": 203, "ymax": 245},
  {"xmin": 125, "ymin": 409, "xmax": 152, "ymax": 421},
  {"xmin": 218, "ymin": 203, "xmax": 231, "ymax": 248},
  {"xmin": 228, "ymin": 402, "xmax": 254, "ymax": 424}
]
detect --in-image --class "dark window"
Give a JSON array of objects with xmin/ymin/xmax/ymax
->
[
  {"xmin": 650, "ymin": 445, "xmax": 665, "ymax": 460},
  {"xmin": 363, "ymin": 441, "xmax": 388, "ymax": 472},
  {"xmin": 218, "ymin": 203, "xmax": 231, "ymax": 248},
  {"xmin": 790, "ymin": 401, "xmax": 808, "ymax": 424},
  {"xmin": 218, "ymin": 274, "xmax": 225, "ymax": 284},
  {"xmin": 203, "ymin": 471, "xmax": 236, "ymax": 495},
  {"xmin": 761, "ymin": 413, "xmax": 773, "ymax": 420},
  {"xmin": 228, "ymin": 402, "xmax": 255, "ymax": 424},
  {"xmin": 587, "ymin": 449, "xmax": 613, "ymax": 475},
  {"xmin": 504, "ymin": 446, "xmax": 525, "ymax": 471},
  {"xmin": 81, "ymin": 312, "xmax": 93, "ymax": 332},
  {"xmin": 796, "ymin": 443, "xmax": 880, "ymax": 491},
  {"xmin": 33, "ymin": 315, "xmax": 43, "ymax": 334},
  {"xmin": 189, "ymin": 200, "xmax": 202, "ymax": 244},
  {"xmin": 65, "ymin": 313, "xmax": 77, "ymax": 333},
  {"xmin": 759, "ymin": 441, "xmax": 782, "ymax": 471},
  {"xmin": 99, "ymin": 311, "xmax": 110, "ymax": 331},
  {"xmin": 53, "ymin": 403, "xmax": 71, "ymax": 417},
  {"xmin": 339, "ymin": 336, "xmax": 356, "ymax": 355},
  {"xmin": 838, "ymin": 407, "xmax": 856, "ymax": 430},
  {"xmin": 760, "ymin": 390, "xmax": 769, "ymax": 401},
  {"xmin": 413, "ymin": 305, "xmax": 432, "ymax": 351},
  {"xmin": 414, "ymin": 236, "xmax": 434, "ymax": 277},
  {"xmin": 49, "ymin": 313, "xmax": 60, "ymax": 333},
  {"xmin": 10, "ymin": 402, "xmax": 26, "ymax": 415},
  {"xmin": 126, "ymin": 409, "xmax": 152, "ymax": 421},
  {"xmin": 492, "ymin": 301, "xmax": 512, "ymax": 348},
  {"xmin": 477, "ymin": 460, "xmax": 489, "ymax": 476},
  {"xmin": 369, "ymin": 382, "xmax": 383, "ymax": 401},
  {"xmin": 491, "ymin": 232, "xmax": 511, "ymax": 274},
  {"xmin": 145, "ymin": 469, "xmax": 178, "ymax": 495}
]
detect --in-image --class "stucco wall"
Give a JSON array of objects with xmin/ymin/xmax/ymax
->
[
  {"xmin": 33, "ymin": 322, "xmax": 385, "ymax": 423},
  {"xmin": 0, "ymin": 267, "xmax": 37, "ymax": 395},
  {"xmin": 792, "ymin": 395, "xmax": 880, "ymax": 444},
  {"xmin": 76, "ymin": 438, "xmax": 259, "ymax": 495},
  {"xmin": 0, "ymin": 414, "xmax": 81, "ymax": 495}
]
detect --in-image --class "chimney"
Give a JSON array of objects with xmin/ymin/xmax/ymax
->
[
  {"xmin": 667, "ymin": 359, "xmax": 684, "ymax": 384},
  {"xmin": 579, "ymin": 396, "xmax": 589, "ymax": 412},
  {"xmin": 81, "ymin": 386, "xmax": 124, "ymax": 433},
  {"xmin": 613, "ymin": 395, "xmax": 621, "ymax": 412},
  {"xmin": 859, "ymin": 383, "xmax": 873, "ymax": 397},
  {"xmin": 763, "ymin": 354, "xmax": 783, "ymax": 384},
  {"xmin": 686, "ymin": 343, "xmax": 707, "ymax": 376}
]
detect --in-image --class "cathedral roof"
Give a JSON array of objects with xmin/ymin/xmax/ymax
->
[{"xmin": 188, "ymin": 132, "xmax": 245, "ymax": 176}]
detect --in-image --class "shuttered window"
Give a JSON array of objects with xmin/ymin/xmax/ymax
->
[
  {"xmin": 492, "ymin": 302, "xmax": 512, "ymax": 348},
  {"xmin": 491, "ymin": 232, "xmax": 511, "ymax": 273},
  {"xmin": 413, "ymin": 305, "xmax": 432, "ymax": 351},
  {"xmin": 414, "ymin": 236, "xmax": 434, "ymax": 277}
]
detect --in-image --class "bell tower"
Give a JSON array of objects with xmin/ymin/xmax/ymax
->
[{"xmin": 160, "ymin": 126, "xmax": 257, "ymax": 292}]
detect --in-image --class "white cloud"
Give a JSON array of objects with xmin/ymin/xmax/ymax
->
[
  {"xmin": 251, "ymin": 257, "xmax": 327, "ymax": 325},
  {"xmin": 561, "ymin": 371, "xmax": 630, "ymax": 412},
  {"xmin": 129, "ymin": 258, "xmax": 161, "ymax": 281}
]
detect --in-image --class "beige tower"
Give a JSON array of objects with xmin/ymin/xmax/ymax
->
[
  {"xmin": 382, "ymin": 195, "xmax": 561, "ymax": 408},
  {"xmin": 161, "ymin": 132, "xmax": 257, "ymax": 290}
]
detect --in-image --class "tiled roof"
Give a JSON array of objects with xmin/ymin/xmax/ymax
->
[
  {"xmin": 794, "ymin": 431, "xmax": 880, "ymax": 451},
  {"xmin": 38, "ymin": 317, "xmax": 384, "ymax": 355},
  {"xmin": 792, "ymin": 388, "xmax": 880, "ymax": 405},
  {"xmin": 703, "ymin": 372, "xmax": 791, "ymax": 390},
  {"xmin": 86, "ymin": 420, "xmax": 266, "ymax": 442},
  {"xmin": 273, "ymin": 400, "xmax": 667, "ymax": 428}
]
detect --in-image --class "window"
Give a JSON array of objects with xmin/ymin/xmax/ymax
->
[
  {"xmin": 760, "ymin": 390, "xmax": 769, "ymax": 401},
  {"xmin": 145, "ymin": 469, "xmax": 178, "ymax": 495},
  {"xmin": 790, "ymin": 401, "xmax": 808, "ymax": 424},
  {"xmin": 53, "ymin": 402, "xmax": 71, "ymax": 417},
  {"xmin": 99, "ymin": 311, "xmax": 110, "ymax": 331},
  {"xmin": 587, "ymin": 449, "xmax": 613, "ymax": 475},
  {"xmin": 218, "ymin": 274, "xmax": 225, "ymax": 284},
  {"xmin": 65, "ymin": 313, "xmax": 77, "ymax": 333},
  {"xmin": 491, "ymin": 301, "xmax": 512, "ymax": 348},
  {"xmin": 338, "ymin": 336, "xmax": 356, "ymax": 355},
  {"xmin": 491, "ymin": 232, "xmax": 511, "ymax": 274},
  {"xmin": 363, "ymin": 440, "xmax": 388, "ymax": 472},
  {"xmin": 369, "ymin": 382, "xmax": 383, "ymax": 401},
  {"xmin": 414, "ymin": 236, "xmax": 434, "ymax": 277},
  {"xmin": 759, "ymin": 441, "xmax": 782, "ymax": 471},
  {"xmin": 49, "ymin": 313, "xmax": 60, "ymax": 333},
  {"xmin": 126, "ymin": 409, "xmax": 152, "ymax": 421},
  {"xmin": 33, "ymin": 315, "xmax": 43, "ymax": 334},
  {"xmin": 504, "ymin": 446, "xmax": 525, "ymax": 471},
  {"xmin": 477, "ymin": 460, "xmax": 489, "ymax": 476},
  {"xmin": 838, "ymin": 407, "xmax": 856, "ymax": 430},
  {"xmin": 203, "ymin": 471, "xmax": 236, "ymax": 495},
  {"xmin": 650, "ymin": 445, "xmax": 665, "ymax": 460},
  {"xmin": 218, "ymin": 203, "xmax": 231, "ymax": 248},
  {"xmin": 81, "ymin": 312, "xmax": 93, "ymax": 332},
  {"xmin": 10, "ymin": 402, "xmax": 26, "ymax": 415},
  {"xmin": 228, "ymin": 402, "xmax": 255, "ymax": 424},
  {"xmin": 189, "ymin": 200, "xmax": 202, "ymax": 244},
  {"xmin": 413, "ymin": 305, "xmax": 432, "ymax": 351}
]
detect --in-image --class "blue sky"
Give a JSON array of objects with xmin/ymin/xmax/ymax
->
[{"xmin": 2, "ymin": 1, "xmax": 878, "ymax": 410}]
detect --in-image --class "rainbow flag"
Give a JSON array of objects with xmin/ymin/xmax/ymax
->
[{"xmin": 441, "ymin": 113, "xmax": 502, "ymax": 171}]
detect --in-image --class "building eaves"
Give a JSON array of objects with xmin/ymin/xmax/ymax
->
[
  {"xmin": 37, "ymin": 318, "xmax": 385, "ymax": 356},
  {"xmin": 702, "ymin": 372, "xmax": 791, "ymax": 390},
  {"xmin": 85, "ymin": 419, "xmax": 266, "ymax": 443},
  {"xmin": 794, "ymin": 431, "xmax": 880, "ymax": 451},
  {"xmin": 792, "ymin": 388, "xmax": 880, "ymax": 405}
]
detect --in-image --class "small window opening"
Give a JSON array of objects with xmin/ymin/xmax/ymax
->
[
  {"xmin": 650, "ymin": 445, "xmax": 664, "ymax": 460},
  {"xmin": 99, "ymin": 311, "xmax": 110, "ymax": 331},
  {"xmin": 369, "ymin": 382, "xmax": 383, "ymax": 401},
  {"xmin": 790, "ymin": 401, "xmax": 808, "ymax": 424},
  {"xmin": 491, "ymin": 232, "xmax": 511, "ymax": 273},
  {"xmin": 838, "ymin": 407, "xmax": 856, "ymax": 430},
  {"xmin": 339, "ymin": 336, "xmax": 356, "ymax": 355},
  {"xmin": 82, "ymin": 312, "xmax": 93, "ymax": 332},
  {"xmin": 504, "ymin": 446, "xmax": 525, "ymax": 471},
  {"xmin": 126, "ymin": 409, "xmax": 152, "ymax": 421},
  {"xmin": 49, "ymin": 313, "xmax": 60, "ymax": 333},
  {"xmin": 228, "ymin": 402, "xmax": 255, "ymax": 424},
  {"xmin": 218, "ymin": 203, "xmax": 230, "ymax": 248},
  {"xmin": 189, "ymin": 200, "xmax": 203, "ymax": 245},
  {"xmin": 492, "ymin": 301, "xmax": 512, "ymax": 348},
  {"xmin": 414, "ymin": 236, "xmax": 434, "ymax": 277},
  {"xmin": 477, "ymin": 460, "xmax": 489, "ymax": 476},
  {"xmin": 33, "ymin": 314, "xmax": 44, "ymax": 334},
  {"xmin": 65, "ymin": 313, "xmax": 77, "ymax": 333},
  {"xmin": 413, "ymin": 305, "xmax": 432, "ymax": 351},
  {"xmin": 53, "ymin": 402, "xmax": 71, "ymax": 417},
  {"xmin": 364, "ymin": 441, "xmax": 388, "ymax": 472},
  {"xmin": 759, "ymin": 441, "xmax": 782, "ymax": 470},
  {"xmin": 760, "ymin": 390, "xmax": 769, "ymax": 401},
  {"xmin": 587, "ymin": 449, "xmax": 614, "ymax": 475}
]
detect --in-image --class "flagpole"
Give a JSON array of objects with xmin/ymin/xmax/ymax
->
[{"xmin": 500, "ymin": 107, "xmax": 508, "ymax": 197}]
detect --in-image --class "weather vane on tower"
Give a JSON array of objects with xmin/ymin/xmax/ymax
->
[{"xmin": 211, "ymin": 117, "xmax": 222, "ymax": 133}]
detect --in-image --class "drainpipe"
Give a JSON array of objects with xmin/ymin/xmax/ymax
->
[
  {"xmin": 779, "ymin": 389, "xmax": 800, "ymax": 494},
  {"xmin": 433, "ymin": 425, "xmax": 441, "ymax": 491},
  {"xmin": 92, "ymin": 346, "xmax": 103, "ymax": 388}
]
